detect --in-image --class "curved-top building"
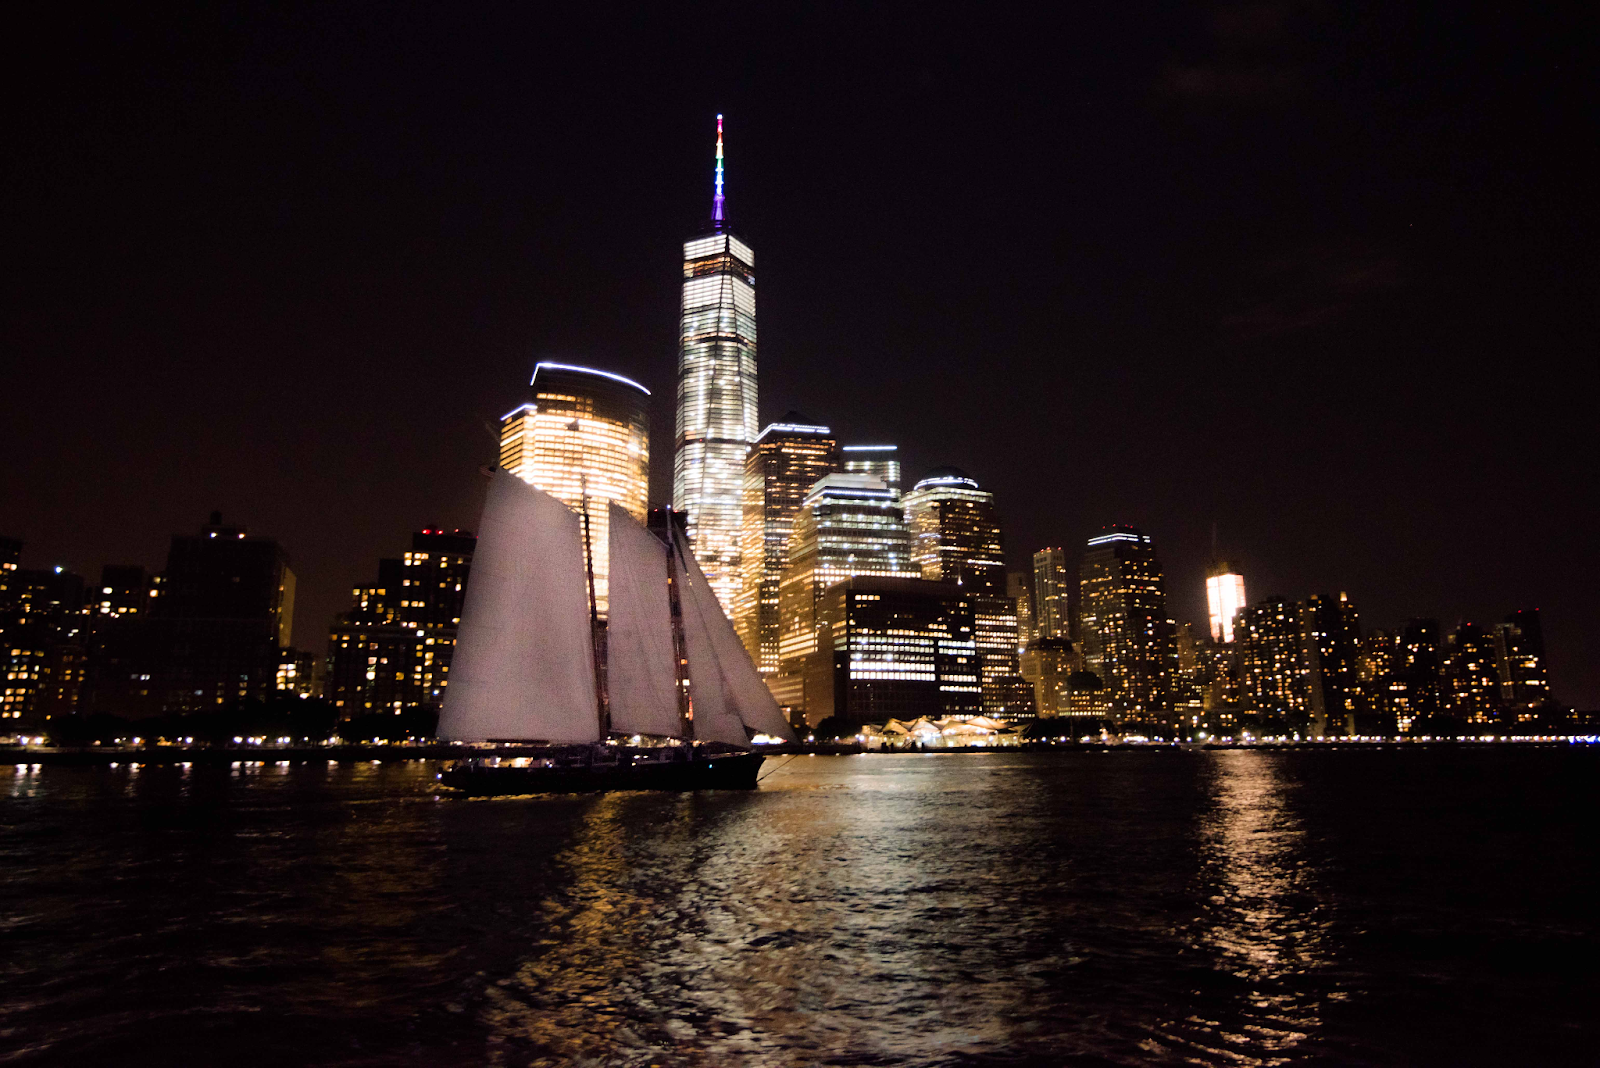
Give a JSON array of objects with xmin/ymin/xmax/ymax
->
[{"xmin": 499, "ymin": 361, "xmax": 650, "ymax": 617}]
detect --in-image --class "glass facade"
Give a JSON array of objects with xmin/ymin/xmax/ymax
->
[
  {"xmin": 736, "ymin": 420, "xmax": 839, "ymax": 680},
  {"xmin": 1205, "ymin": 563, "xmax": 1247, "ymax": 643},
  {"xmin": 500, "ymin": 362, "xmax": 650, "ymax": 618},
  {"xmin": 1078, "ymin": 526, "xmax": 1176, "ymax": 726},
  {"xmin": 772, "ymin": 474, "xmax": 919, "ymax": 714},
  {"xmin": 674, "ymin": 130, "xmax": 758, "ymax": 617},
  {"xmin": 800, "ymin": 577, "xmax": 981, "ymax": 728},
  {"xmin": 902, "ymin": 469, "xmax": 1023, "ymax": 718},
  {"xmin": 1031, "ymin": 548, "xmax": 1072, "ymax": 641},
  {"xmin": 841, "ymin": 445, "xmax": 901, "ymax": 496}
]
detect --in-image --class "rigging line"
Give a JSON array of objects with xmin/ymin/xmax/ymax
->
[{"xmin": 755, "ymin": 753, "xmax": 800, "ymax": 783}]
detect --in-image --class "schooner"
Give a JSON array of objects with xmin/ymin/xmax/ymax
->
[{"xmin": 437, "ymin": 469, "xmax": 794, "ymax": 794}]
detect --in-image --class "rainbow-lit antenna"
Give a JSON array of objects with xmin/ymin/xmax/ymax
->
[{"xmin": 712, "ymin": 113, "xmax": 726, "ymax": 225}]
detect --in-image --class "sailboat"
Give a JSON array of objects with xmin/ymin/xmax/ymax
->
[{"xmin": 437, "ymin": 469, "xmax": 795, "ymax": 795}]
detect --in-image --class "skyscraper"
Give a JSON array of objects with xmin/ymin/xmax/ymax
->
[
  {"xmin": 675, "ymin": 115, "xmax": 758, "ymax": 614},
  {"xmin": 1032, "ymin": 548, "xmax": 1072, "ymax": 641},
  {"xmin": 143, "ymin": 513, "xmax": 295, "ymax": 714},
  {"xmin": 1397, "ymin": 618, "xmax": 1442, "ymax": 726},
  {"xmin": 1205, "ymin": 562, "xmax": 1247, "ymax": 643},
  {"xmin": 1300, "ymin": 592, "xmax": 1362, "ymax": 737},
  {"xmin": 903, "ymin": 467, "xmax": 1022, "ymax": 717},
  {"xmin": 1007, "ymin": 570, "xmax": 1035, "ymax": 648},
  {"xmin": 841, "ymin": 444, "xmax": 901, "ymax": 496},
  {"xmin": 1077, "ymin": 526, "xmax": 1175, "ymax": 727},
  {"xmin": 1495, "ymin": 609, "xmax": 1550, "ymax": 712},
  {"xmin": 903, "ymin": 468, "xmax": 1005, "ymax": 591},
  {"xmin": 0, "ymin": 552, "xmax": 89, "ymax": 727},
  {"xmin": 1237, "ymin": 597, "xmax": 1311, "ymax": 728},
  {"xmin": 1443, "ymin": 621, "xmax": 1500, "ymax": 724},
  {"xmin": 326, "ymin": 529, "xmax": 475, "ymax": 716},
  {"xmin": 772, "ymin": 473, "xmax": 918, "ymax": 713},
  {"xmin": 500, "ymin": 361, "xmax": 650, "ymax": 617},
  {"xmin": 798, "ymin": 576, "xmax": 980, "ymax": 728},
  {"xmin": 736, "ymin": 417, "xmax": 839, "ymax": 678}
]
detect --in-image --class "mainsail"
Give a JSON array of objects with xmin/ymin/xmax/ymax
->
[
  {"xmin": 438, "ymin": 470, "xmax": 601, "ymax": 743},
  {"xmin": 604, "ymin": 503, "xmax": 683, "ymax": 738},
  {"xmin": 674, "ymin": 531, "xmax": 797, "ymax": 744}
]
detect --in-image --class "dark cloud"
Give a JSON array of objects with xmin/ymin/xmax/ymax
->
[
  {"xmin": 1221, "ymin": 241, "xmax": 1407, "ymax": 340},
  {"xmin": 1154, "ymin": 2, "xmax": 1323, "ymax": 110}
]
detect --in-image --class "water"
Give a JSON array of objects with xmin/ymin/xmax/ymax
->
[{"xmin": 2, "ymin": 749, "xmax": 1596, "ymax": 1066}]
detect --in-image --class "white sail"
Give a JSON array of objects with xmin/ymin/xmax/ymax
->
[
  {"xmin": 674, "ymin": 531, "xmax": 796, "ymax": 745},
  {"xmin": 604, "ymin": 503, "xmax": 684, "ymax": 739},
  {"xmin": 438, "ymin": 470, "xmax": 600, "ymax": 743}
]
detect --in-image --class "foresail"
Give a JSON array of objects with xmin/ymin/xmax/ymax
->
[
  {"xmin": 438, "ymin": 469, "xmax": 600, "ymax": 743},
  {"xmin": 673, "ymin": 532, "xmax": 781, "ymax": 746},
  {"xmin": 604, "ymin": 504, "xmax": 683, "ymax": 739},
  {"xmin": 676, "ymin": 531, "xmax": 796, "ymax": 743},
  {"xmin": 700, "ymin": 576, "xmax": 797, "ymax": 742}
]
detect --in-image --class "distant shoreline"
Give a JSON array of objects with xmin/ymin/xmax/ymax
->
[{"xmin": 4, "ymin": 737, "xmax": 1595, "ymax": 767}]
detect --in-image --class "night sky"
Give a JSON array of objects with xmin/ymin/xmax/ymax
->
[{"xmin": 4, "ymin": 3, "xmax": 1594, "ymax": 704}]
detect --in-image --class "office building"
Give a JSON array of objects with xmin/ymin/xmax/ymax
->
[
  {"xmin": 1007, "ymin": 571, "xmax": 1035, "ymax": 648},
  {"xmin": 903, "ymin": 467, "xmax": 1022, "ymax": 716},
  {"xmin": 735, "ymin": 417, "xmax": 839, "ymax": 677},
  {"xmin": 0, "ymin": 537, "xmax": 19, "ymax": 579},
  {"xmin": 674, "ymin": 116, "xmax": 758, "ymax": 615},
  {"xmin": 1032, "ymin": 548, "xmax": 1072, "ymax": 641},
  {"xmin": 841, "ymin": 444, "xmax": 901, "ymax": 496},
  {"xmin": 903, "ymin": 468, "xmax": 1005, "ymax": 592},
  {"xmin": 89, "ymin": 514, "xmax": 297, "ymax": 716},
  {"xmin": 772, "ymin": 474, "xmax": 918, "ymax": 713},
  {"xmin": 795, "ymin": 576, "xmax": 980, "ymax": 728},
  {"xmin": 1237, "ymin": 597, "xmax": 1311, "ymax": 728},
  {"xmin": 78, "ymin": 565, "xmax": 160, "ymax": 718},
  {"xmin": 326, "ymin": 530, "xmax": 475, "ymax": 717},
  {"xmin": 1495, "ymin": 609, "xmax": 1550, "ymax": 712},
  {"xmin": 501, "ymin": 362, "xmax": 649, "ymax": 618},
  {"xmin": 1300, "ymin": 592, "xmax": 1362, "ymax": 737},
  {"xmin": 1357, "ymin": 629, "xmax": 1407, "ymax": 734},
  {"xmin": 0, "ymin": 554, "xmax": 89, "ymax": 726},
  {"xmin": 1443, "ymin": 621, "xmax": 1500, "ymax": 724},
  {"xmin": 1205, "ymin": 562, "xmax": 1247, "ymax": 644},
  {"xmin": 94, "ymin": 566, "xmax": 155, "ymax": 618},
  {"xmin": 1063, "ymin": 668, "xmax": 1110, "ymax": 720},
  {"xmin": 1397, "ymin": 618, "xmax": 1442, "ymax": 725},
  {"xmin": 1020, "ymin": 636, "xmax": 1073, "ymax": 718},
  {"xmin": 1077, "ymin": 526, "xmax": 1175, "ymax": 726}
]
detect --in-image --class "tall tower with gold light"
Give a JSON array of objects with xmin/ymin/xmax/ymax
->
[{"xmin": 674, "ymin": 115, "xmax": 758, "ymax": 614}]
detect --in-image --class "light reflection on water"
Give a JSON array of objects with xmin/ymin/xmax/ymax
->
[
  {"xmin": 3, "ymin": 751, "xmax": 1597, "ymax": 1067},
  {"xmin": 472, "ymin": 764, "xmax": 1042, "ymax": 1065},
  {"xmin": 1150, "ymin": 750, "xmax": 1334, "ymax": 1066}
]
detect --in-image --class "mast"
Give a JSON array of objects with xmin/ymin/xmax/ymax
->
[
  {"xmin": 580, "ymin": 474, "xmax": 610, "ymax": 739},
  {"xmin": 663, "ymin": 509, "xmax": 695, "ymax": 739}
]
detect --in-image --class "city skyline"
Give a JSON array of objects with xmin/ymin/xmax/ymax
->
[{"xmin": 2, "ymin": 6, "xmax": 1592, "ymax": 706}]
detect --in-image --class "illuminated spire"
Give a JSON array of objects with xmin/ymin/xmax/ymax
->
[{"xmin": 712, "ymin": 113, "xmax": 725, "ymax": 225}]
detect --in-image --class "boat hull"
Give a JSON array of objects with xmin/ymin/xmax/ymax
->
[{"xmin": 438, "ymin": 750, "xmax": 765, "ymax": 796}]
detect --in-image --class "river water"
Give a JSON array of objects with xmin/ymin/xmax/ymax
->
[{"xmin": 3, "ymin": 748, "xmax": 1596, "ymax": 1066}]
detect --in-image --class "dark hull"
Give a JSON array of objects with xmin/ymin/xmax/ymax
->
[{"xmin": 438, "ymin": 751, "xmax": 765, "ymax": 796}]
